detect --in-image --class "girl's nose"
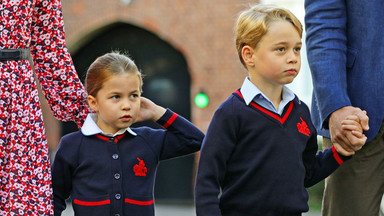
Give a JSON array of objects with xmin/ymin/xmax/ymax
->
[{"xmin": 121, "ymin": 100, "xmax": 131, "ymax": 110}]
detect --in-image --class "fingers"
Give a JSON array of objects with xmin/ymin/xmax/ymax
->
[
  {"xmin": 341, "ymin": 119, "xmax": 362, "ymax": 132},
  {"xmin": 353, "ymin": 109, "xmax": 370, "ymax": 131},
  {"xmin": 331, "ymin": 136, "xmax": 355, "ymax": 152},
  {"xmin": 329, "ymin": 106, "xmax": 368, "ymax": 154}
]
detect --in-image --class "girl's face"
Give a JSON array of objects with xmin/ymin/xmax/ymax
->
[
  {"xmin": 248, "ymin": 20, "xmax": 302, "ymax": 90},
  {"xmin": 87, "ymin": 72, "xmax": 141, "ymax": 134}
]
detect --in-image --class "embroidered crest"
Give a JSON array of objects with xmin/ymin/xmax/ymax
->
[
  {"xmin": 133, "ymin": 157, "xmax": 148, "ymax": 176},
  {"xmin": 297, "ymin": 117, "xmax": 310, "ymax": 136}
]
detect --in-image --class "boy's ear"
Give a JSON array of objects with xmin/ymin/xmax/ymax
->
[
  {"xmin": 87, "ymin": 95, "xmax": 98, "ymax": 112},
  {"xmin": 242, "ymin": 45, "xmax": 255, "ymax": 67}
]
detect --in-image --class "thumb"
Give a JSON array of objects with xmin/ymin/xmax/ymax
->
[{"xmin": 356, "ymin": 110, "xmax": 369, "ymax": 131}]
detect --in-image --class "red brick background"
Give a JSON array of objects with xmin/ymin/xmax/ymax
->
[{"xmin": 60, "ymin": 0, "xmax": 257, "ymax": 132}]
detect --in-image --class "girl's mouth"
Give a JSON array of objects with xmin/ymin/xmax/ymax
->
[{"xmin": 120, "ymin": 115, "xmax": 132, "ymax": 122}]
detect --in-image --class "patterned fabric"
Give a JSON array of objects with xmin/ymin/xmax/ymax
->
[{"xmin": 0, "ymin": 0, "xmax": 89, "ymax": 215}]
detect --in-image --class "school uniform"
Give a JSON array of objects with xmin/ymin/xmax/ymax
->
[
  {"xmin": 52, "ymin": 109, "xmax": 204, "ymax": 216},
  {"xmin": 195, "ymin": 78, "xmax": 349, "ymax": 216}
]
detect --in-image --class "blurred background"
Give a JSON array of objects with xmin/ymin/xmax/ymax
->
[{"xmin": 41, "ymin": 0, "xmax": 324, "ymax": 215}]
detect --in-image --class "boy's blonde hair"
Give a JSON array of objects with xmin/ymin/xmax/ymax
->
[
  {"xmin": 235, "ymin": 4, "xmax": 303, "ymax": 67},
  {"xmin": 85, "ymin": 51, "xmax": 143, "ymax": 97}
]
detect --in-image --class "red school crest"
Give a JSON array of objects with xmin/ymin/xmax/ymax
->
[
  {"xmin": 133, "ymin": 157, "xmax": 148, "ymax": 176},
  {"xmin": 297, "ymin": 117, "xmax": 310, "ymax": 136}
]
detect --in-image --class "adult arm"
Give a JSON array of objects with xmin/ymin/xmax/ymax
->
[
  {"xmin": 305, "ymin": 0, "xmax": 367, "ymax": 152},
  {"xmin": 31, "ymin": 0, "xmax": 90, "ymax": 128}
]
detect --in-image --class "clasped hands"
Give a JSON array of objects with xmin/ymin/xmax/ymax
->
[{"xmin": 329, "ymin": 106, "xmax": 369, "ymax": 156}]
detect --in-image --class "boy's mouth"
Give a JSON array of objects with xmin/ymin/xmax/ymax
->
[{"xmin": 285, "ymin": 68, "xmax": 297, "ymax": 75}]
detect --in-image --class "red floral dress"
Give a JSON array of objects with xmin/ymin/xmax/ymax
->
[{"xmin": 0, "ymin": 0, "xmax": 89, "ymax": 215}]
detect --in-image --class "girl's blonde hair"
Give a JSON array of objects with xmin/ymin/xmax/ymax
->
[
  {"xmin": 85, "ymin": 51, "xmax": 143, "ymax": 97},
  {"xmin": 235, "ymin": 4, "xmax": 303, "ymax": 67}
]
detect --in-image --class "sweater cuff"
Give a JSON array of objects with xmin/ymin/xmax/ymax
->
[
  {"xmin": 156, "ymin": 108, "xmax": 179, "ymax": 129},
  {"xmin": 331, "ymin": 145, "xmax": 352, "ymax": 165}
]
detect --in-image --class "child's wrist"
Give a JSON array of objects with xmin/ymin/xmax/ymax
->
[{"xmin": 153, "ymin": 106, "xmax": 166, "ymax": 121}]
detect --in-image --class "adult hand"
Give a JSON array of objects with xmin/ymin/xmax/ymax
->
[{"xmin": 329, "ymin": 106, "xmax": 369, "ymax": 154}]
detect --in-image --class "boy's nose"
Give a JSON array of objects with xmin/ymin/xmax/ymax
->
[{"xmin": 288, "ymin": 52, "xmax": 298, "ymax": 64}]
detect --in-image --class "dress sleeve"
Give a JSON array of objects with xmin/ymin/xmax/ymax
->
[
  {"xmin": 30, "ymin": 0, "xmax": 89, "ymax": 127},
  {"xmin": 305, "ymin": 0, "xmax": 351, "ymax": 128},
  {"xmin": 195, "ymin": 104, "xmax": 237, "ymax": 216}
]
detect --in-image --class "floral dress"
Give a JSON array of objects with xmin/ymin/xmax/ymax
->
[{"xmin": 0, "ymin": 0, "xmax": 89, "ymax": 215}]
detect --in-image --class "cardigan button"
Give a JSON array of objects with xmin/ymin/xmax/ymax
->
[
  {"xmin": 114, "ymin": 173, "xmax": 121, "ymax": 179},
  {"xmin": 112, "ymin": 154, "xmax": 119, "ymax": 159},
  {"xmin": 115, "ymin": 193, "xmax": 121, "ymax": 200},
  {"xmin": 115, "ymin": 214, "xmax": 120, "ymax": 216}
]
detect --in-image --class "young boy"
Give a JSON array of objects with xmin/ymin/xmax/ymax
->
[{"xmin": 194, "ymin": 4, "xmax": 367, "ymax": 216}]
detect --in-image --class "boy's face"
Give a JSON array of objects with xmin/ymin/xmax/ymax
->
[
  {"xmin": 87, "ymin": 73, "xmax": 141, "ymax": 134},
  {"xmin": 248, "ymin": 20, "xmax": 302, "ymax": 89}
]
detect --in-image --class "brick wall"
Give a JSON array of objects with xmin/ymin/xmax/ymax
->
[{"xmin": 59, "ymin": 0, "xmax": 259, "ymax": 132}]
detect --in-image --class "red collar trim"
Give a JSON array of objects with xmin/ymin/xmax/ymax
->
[
  {"xmin": 95, "ymin": 132, "xmax": 127, "ymax": 143},
  {"xmin": 235, "ymin": 89, "xmax": 293, "ymax": 124}
]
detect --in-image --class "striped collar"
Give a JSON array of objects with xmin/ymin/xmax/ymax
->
[{"xmin": 240, "ymin": 77, "xmax": 299, "ymax": 115}]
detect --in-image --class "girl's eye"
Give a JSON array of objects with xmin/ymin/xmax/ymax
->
[
  {"xmin": 130, "ymin": 94, "xmax": 139, "ymax": 98},
  {"xmin": 277, "ymin": 47, "xmax": 285, "ymax": 52},
  {"xmin": 294, "ymin": 47, "xmax": 301, "ymax": 52},
  {"xmin": 111, "ymin": 95, "xmax": 120, "ymax": 99}
]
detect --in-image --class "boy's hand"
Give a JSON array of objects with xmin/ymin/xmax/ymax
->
[
  {"xmin": 135, "ymin": 97, "xmax": 166, "ymax": 123},
  {"xmin": 334, "ymin": 113, "xmax": 368, "ymax": 156},
  {"xmin": 330, "ymin": 107, "xmax": 369, "ymax": 155}
]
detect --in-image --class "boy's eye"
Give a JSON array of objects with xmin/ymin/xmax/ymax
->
[
  {"xmin": 294, "ymin": 47, "xmax": 301, "ymax": 52},
  {"xmin": 111, "ymin": 95, "xmax": 120, "ymax": 99},
  {"xmin": 276, "ymin": 47, "xmax": 285, "ymax": 52}
]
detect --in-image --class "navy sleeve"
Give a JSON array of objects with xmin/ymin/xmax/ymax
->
[
  {"xmin": 51, "ymin": 133, "xmax": 81, "ymax": 216},
  {"xmin": 156, "ymin": 108, "xmax": 204, "ymax": 160},
  {"xmin": 195, "ymin": 102, "xmax": 237, "ymax": 216},
  {"xmin": 305, "ymin": 0, "xmax": 351, "ymax": 128},
  {"xmin": 302, "ymin": 129, "xmax": 351, "ymax": 187}
]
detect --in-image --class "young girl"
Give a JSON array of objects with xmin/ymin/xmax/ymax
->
[
  {"xmin": 194, "ymin": 4, "xmax": 367, "ymax": 215},
  {"xmin": 52, "ymin": 52, "xmax": 204, "ymax": 216}
]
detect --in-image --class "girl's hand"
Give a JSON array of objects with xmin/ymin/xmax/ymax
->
[{"xmin": 135, "ymin": 97, "xmax": 166, "ymax": 123}]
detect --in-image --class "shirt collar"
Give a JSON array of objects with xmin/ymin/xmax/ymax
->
[
  {"xmin": 239, "ymin": 77, "xmax": 299, "ymax": 105},
  {"xmin": 81, "ymin": 113, "xmax": 137, "ymax": 137}
]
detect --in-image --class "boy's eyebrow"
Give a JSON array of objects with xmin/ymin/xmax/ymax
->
[{"xmin": 273, "ymin": 41, "xmax": 302, "ymax": 46}]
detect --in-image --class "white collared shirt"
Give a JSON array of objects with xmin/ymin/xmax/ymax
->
[
  {"xmin": 81, "ymin": 113, "xmax": 137, "ymax": 137},
  {"xmin": 240, "ymin": 77, "xmax": 297, "ymax": 115}
]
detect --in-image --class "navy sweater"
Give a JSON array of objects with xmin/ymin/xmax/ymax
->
[
  {"xmin": 195, "ymin": 90, "xmax": 349, "ymax": 216},
  {"xmin": 52, "ymin": 109, "xmax": 204, "ymax": 216}
]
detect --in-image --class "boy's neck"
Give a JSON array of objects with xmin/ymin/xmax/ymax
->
[{"xmin": 249, "ymin": 77, "xmax": 283, "ymax": 110}]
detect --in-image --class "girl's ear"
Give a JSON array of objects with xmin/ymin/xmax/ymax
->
[
  {"xmin": 87, "ymin": 95, "xmax": 98, "ymax": 112},
  {"xmin": 242, "ymin": 45, "xmax": 256, "ymax": 67}
]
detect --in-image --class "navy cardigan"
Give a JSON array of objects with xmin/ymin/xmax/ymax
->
[
  {"xmin": 195, "ymin": 90, "xmax": 349, "ymax": 216},
  {"xmin": 52, "ymin": 109, "xmax": 204, "ymax": 216}
]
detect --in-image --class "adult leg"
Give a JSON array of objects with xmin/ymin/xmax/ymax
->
[{"xmin": 322, "ymin": 123, "xmax": 384, "ymax": 216}]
